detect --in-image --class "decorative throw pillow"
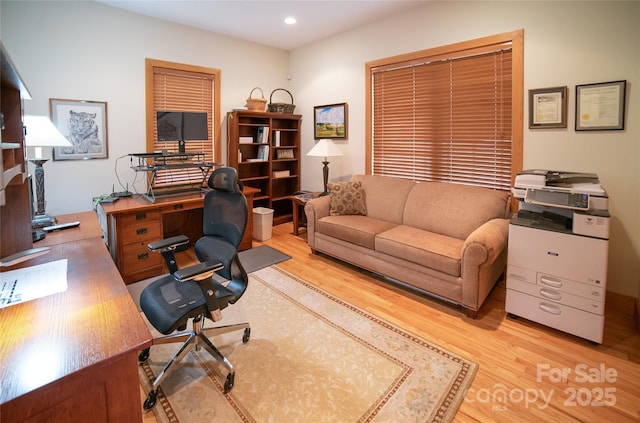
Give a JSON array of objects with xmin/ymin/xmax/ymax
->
[{"xmin": 328, "ymin": 181, "xmax": 367, "ymax": 216}]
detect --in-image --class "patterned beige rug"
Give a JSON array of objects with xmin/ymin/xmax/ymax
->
[{"xmin": 139, "ymin": 266, "xmax": 477, "ymax": 422}]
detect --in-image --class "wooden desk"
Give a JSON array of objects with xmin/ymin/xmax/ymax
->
[
  {"xmin": 0, "ymin": 215, "xmax": 152, "ymax": 422},
  {"xmin": 35, "ymin": 211, "xmax": 103, "ymax": 247},
  {"xmin": 97, "ymin": 187, "xmax": 258, "ymax": 284}
]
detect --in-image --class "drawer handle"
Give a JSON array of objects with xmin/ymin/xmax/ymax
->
[
  {"xmin": 137, "ymin": 252, "xmax": 149, "ymax": 260},
  {"xmin": 136, "ymin": 213, "xmax": 147, "ymax": 220},
  {"xmin": 136, "ymin": 228, "xmax": 148, "ymax": 235},
  {"xmin": 539, "ymin": 288, "xmax": 562, "ymax": 301},
  {"xmin": 540, "ymin": 276, "xmax": 562, "ymax": 288},
  {"xmin": 174, "ymin": 204, "xmax": 183, "ymax": 210},
  {"xmin": 539, "ymin": 302, "xmax": 562, "ymax": 315}
]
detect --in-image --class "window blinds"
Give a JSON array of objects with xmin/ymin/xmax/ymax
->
[
  {"xmin": 150, "ymin": 66, "xmax": 215, "ymax": 188},
  {"xmin": 370, "ymin": 45, "xmax": 513, "ymax": 191}
]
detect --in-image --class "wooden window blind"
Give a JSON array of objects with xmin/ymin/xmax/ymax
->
[
  {"xmin": 366, "ymin": 31, "xmax": 523, "ymax": 193},
  {"xmin": 145, "ymin": 59, "xmax": 221, "ymax": 189}
]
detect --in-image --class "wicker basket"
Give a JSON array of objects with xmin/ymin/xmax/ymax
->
[
  {"xmin": 267, "ymin": 88, "xmax": 296, "ymax": 114},
  {"xmin": 246, "ymin": 87, "xmax": 267, "ymax": 112}
]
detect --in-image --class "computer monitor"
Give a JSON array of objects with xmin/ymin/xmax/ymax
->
[{"xmin": 156, "ymin": 111, "xmax": 208, "ymax": 154}]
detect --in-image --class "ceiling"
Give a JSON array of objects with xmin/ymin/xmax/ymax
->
[{"xmin": 96, "ymin": 0, "xmax": 427, "ymax": 50}]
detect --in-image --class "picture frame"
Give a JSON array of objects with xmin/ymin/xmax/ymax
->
[
  {"xmin": 50, "ymin": 98, "xmax": 108, "ymax": 160},
  {"xmin": 314, "ymin": 102, "xmax": 348, "ymax": 140},
  {"xmin": 575, "ymin": 80, "xmax": 626, "ymax": 131},
  {"xmin": 529, "ymin": 86, "xmax": 567, "ymax": 128}
]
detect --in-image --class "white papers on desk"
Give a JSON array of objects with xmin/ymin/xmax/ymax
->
[{"xmin": 0, "ymin": 259, "xmax": 68, "ymax": 309}]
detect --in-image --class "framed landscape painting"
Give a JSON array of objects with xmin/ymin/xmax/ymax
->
[{"xmin": 314, "ymin": 103, "xmax": 348, "ymax": 140}]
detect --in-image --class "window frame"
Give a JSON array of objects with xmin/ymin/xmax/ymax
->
[
  {"xmin": 144, "ymin": 58, "xmax": 221, "ymax": 189},
  {"xmin": 365, "ymin": 30, "xmax": 523, "ymax": 204}
]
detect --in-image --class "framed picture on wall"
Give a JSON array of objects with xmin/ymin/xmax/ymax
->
[
  {"xmin": 529, "ymin": 86, "xmax": 568, "ymax": 128},
  {"xmin": 314, "ymin": 102, "xmax": 348, "ymax": 140},
  {"xmin": 575, "ymin": 80, "xmax": 626, "ymax": 131},
  {"xmin": 50, "ymin": 98, "xmax": 108, "ymax": 160}
]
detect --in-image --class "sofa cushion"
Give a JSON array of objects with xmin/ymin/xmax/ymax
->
[
  {"xmin": 376, "ymin": 225, "xmax": 464, "ymax": 277},
  {"xmin": 328, "ymin": 181, "xmax": 367, "ymax": 216},
  {"xmin": 317, "ymin": 215, "xmax": 397, "ymax": 249},
  {"xmin": 351, "ymin": 175, "xmax": 416, "ymax": 224},
  {"xmin": 403, "ymin": 182, "xmax": 510, "ymax": 240}
]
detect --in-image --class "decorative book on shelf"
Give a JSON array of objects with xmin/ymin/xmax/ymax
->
[
  {"xmin": 273, "ymin": 170, "xmax": 290, "ymax": 178},
  {"xmin": 276, "ymin": 148, "xmax": 294, "ymax": 159},
  {"xmin": 256, "ymin": 126, "xmax": 270, "ymax": 144},
  {"xmin": 257, "ymin": 144, "xmax": 270, "ymax": 161}
]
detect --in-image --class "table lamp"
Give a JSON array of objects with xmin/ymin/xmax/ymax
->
[
  {"xmin": 23, "ymin": 115, "xmax": 73, "ymax": 232},
  {"xmin": 306, "ymin": 139, "xmax": 343, "ymax": 196}
]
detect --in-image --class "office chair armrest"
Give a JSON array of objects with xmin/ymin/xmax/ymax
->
[
  {"xmin": 173, "ymin": 260, "xmax": 223, "ymax": 282},
  {"xmin": 148, "ymin": 235, "xmax": 190, "ymax": 252}
]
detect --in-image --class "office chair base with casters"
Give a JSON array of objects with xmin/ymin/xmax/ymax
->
[{"xmin": 138, "ymin": 315, "xmax": 251, "ymax": 410}]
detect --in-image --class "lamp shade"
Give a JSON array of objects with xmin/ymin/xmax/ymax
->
[
  {"xmin": 23, "ymin": 115, "xmax": 72, "ymax": 148},
  {"xmin": 306, "ymin": 139, "xmax": 343, "ymax": 159}
]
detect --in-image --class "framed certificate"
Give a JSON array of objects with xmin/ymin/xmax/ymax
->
[
  {"xmin": 529, "ymin": 86, "xmax": 567, "ymax": 129},
  {"xmin": 576, "ymin": 80, "xmax": 626, "ymax": 131}
]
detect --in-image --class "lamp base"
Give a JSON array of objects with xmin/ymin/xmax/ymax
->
[{"xmin": 32, "ymin": 214, "xmax": 56, "ymax": 229}]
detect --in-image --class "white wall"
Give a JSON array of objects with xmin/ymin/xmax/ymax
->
[
  {"xmin": 1, "ymin": 0, "xmax": 290, "ymax": 213},
  {"xmin": 290, "ymin": 1, "xmax": 640, "ymax": 297}
]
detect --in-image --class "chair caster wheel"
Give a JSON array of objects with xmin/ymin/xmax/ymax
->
[
  {"xmin": 224, "ymin": 372, "xmax": 235, "ymax": 393},
  {"xmin": 138, "ymin": 348, "xmax": 150, "ymax": 363},
  {"xmin": 143, "ymin": 390, "xmax": 158, "ymax": 410},
  {"xmin": 242, "ymin": 327, "xmax": 251, "ymax": 343}
]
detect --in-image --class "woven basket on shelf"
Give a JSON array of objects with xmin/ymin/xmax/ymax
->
[
  {"xmin": 246, "ymin": 87, "xmax": 267, "ymax": 112},
  {"xmin": 267, "ymin": 88, "xmax": 296, "ymax": 114}
]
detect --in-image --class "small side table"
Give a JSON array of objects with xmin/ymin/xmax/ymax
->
[{"xmin": 290, "ymin": 192, "xmax": 321, "ymax": 236}]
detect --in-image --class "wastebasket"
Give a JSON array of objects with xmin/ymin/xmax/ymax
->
[{"xmin": 252, "ymin": 207, "xmax": 274, "ymax": 241}]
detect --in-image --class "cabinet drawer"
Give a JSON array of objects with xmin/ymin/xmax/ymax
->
[
  {"xmin": 506, "ymin": 265, "xmax": 536, "ymax": 284},
  {"xmin": 508, "ymin": 224, "xmax": 608, "ymax": 286},
  {"xmin": 160, "ymin": 201, "xmax": 200, "ymax": 214},
  {"xmin": 120, "ymin": 209, "xmax": 160, "ymax": 226},
  {"xmin": 505, "ymin": 289, "xmax": 604, "ymax": 343},
  {"xmin": 537, "ymin": 273, "xmax": 604, "ymax": 301},
  {"xmin": 121, "ymin": 242, "xmax": 164, "ymax": 275},
  {"xmin": 507, "ymin": 279, "xmax": 604, "ymax": 315},
  {"xmin": 121, "ymin": 220, "xmax": 162, "ymax": 245}
]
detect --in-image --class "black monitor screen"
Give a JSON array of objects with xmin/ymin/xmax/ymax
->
[{"xmin": 157, "ymin": 111, "xmax": 208, "ymax": 141}]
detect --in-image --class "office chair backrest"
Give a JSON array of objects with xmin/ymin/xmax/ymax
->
[{"xmin": 202, "ymin": 167, "xmax": 247, "ymax": 248}]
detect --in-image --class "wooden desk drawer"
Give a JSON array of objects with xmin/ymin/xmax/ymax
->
[
  {"xmin": 121, "ymin": 220, "xmax": 162, "ymax": 245},
  {"xmin": 120, "ymin": 209, "xmax": 160, "ymax": 226},
  {"xmin": 160, "ymin": 201, "xmax": 201, "ymax": 214},
  {"xmin": 121, "ymin": 242, "xmax": 164, "ymax": 275}
]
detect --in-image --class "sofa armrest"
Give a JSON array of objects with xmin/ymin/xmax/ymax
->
[
  {"xmin": 304, "ymin": 195, "xmax": 331, "ymax": 249},
  {"xmin": 461, "ymin": 218, "xmax": 509, "ymax": 311}
]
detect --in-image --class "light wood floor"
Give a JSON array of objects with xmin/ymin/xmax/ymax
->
[{"xmin": 143, "ymin": 222, "xmax": 640, "ymax": 422}]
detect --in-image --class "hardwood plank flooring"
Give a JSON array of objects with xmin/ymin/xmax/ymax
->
[{"xmin": 142, "ymin": 223, "xmax": 640, "ymax": 422}]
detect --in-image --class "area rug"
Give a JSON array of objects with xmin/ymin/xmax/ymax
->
[{"xmin": 139, "ymin": 266, "xmax": 477, "ymax": 423}]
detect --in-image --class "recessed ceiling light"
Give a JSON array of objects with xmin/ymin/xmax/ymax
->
[{"xmin": 284, "ymin": 16, "xmax": 297, "ymax": 25}]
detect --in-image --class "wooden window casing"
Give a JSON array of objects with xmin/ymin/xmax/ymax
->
[
  {"xmin": 365, "ymin": 30, "xmax": 523, "ymax": 195},
  {"xmin": 145, "ymin": 59, "xmax": 221, "ymax": 189}
]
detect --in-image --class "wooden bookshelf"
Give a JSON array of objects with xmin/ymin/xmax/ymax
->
[{"xmin": 228, "ymin": 110, "xmax": 301, "ymax": 225}]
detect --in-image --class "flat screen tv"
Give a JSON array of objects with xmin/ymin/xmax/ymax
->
[{"xmin": 156, "ymin": 111, "xmax": 208, "ymax": 153}]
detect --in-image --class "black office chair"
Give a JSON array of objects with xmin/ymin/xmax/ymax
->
[{"xmin": 138, "ymin": 167, "xmax": 250, "ymax": 410}]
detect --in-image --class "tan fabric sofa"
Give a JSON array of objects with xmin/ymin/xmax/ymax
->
[{"xmin": 304, "ymin": 175, "xmax": 511, "ymax": 318}]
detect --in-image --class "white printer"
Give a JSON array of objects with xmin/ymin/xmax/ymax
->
[{"xmin": 512, "ymin": 169, "xmax": 609, "ymax": 239}]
